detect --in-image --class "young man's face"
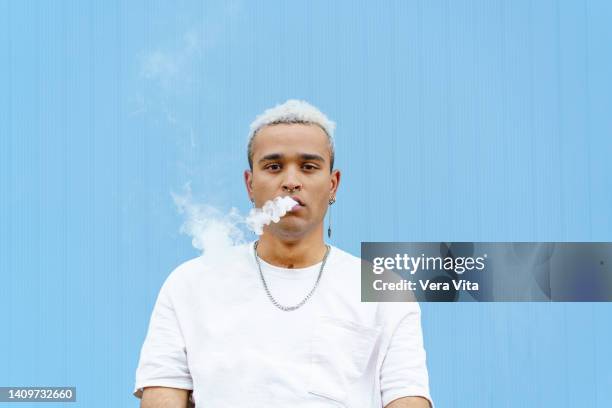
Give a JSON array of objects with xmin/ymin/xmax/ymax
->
[{"xmin": 244, "ymin": 123, "xmax": 340, "ymax": 240}]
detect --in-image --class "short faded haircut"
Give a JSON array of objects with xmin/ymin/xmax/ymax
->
[{"xmin": 247, "ymin": 99, "xmax": 336, "ymax": 172}]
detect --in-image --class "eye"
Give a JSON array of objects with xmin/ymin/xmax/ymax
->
[
  {"xmin": 302, "ymin": 163, "xmax": 318, "ymax": 171},
  {"xmin": 265, "ymin": 163, "xmax": 281, "ymax": 171}
]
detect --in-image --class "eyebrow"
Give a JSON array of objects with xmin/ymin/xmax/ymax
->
[{"xmin": 258, "ymin": 153, "xmax": 326, "ymax": 164}]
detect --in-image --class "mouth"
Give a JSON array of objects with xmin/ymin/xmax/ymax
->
[{"xmin": 289, "ymin": 195, "xmax": 305, "ymax": 210}]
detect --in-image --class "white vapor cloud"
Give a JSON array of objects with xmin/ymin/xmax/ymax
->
[
  {"xmin": 172, "ymin": 184, "xmax": 297, "ymax": 257},
  {"xmin": 172, "ymin": 184, "xmax": 246, "ymax": 257}
]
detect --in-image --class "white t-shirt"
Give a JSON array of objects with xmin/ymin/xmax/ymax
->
[{"xmin": 133, "ymin": 241, "xmax": 433, "ymax": 407}]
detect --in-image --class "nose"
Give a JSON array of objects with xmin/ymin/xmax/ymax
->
[
  {"xmin": 282, "ymin": 168, "xmax": 302, "ymax": 193},
  {"xmin": 282, "ymin": 182, "xmax": 301, "ymax": 193}
]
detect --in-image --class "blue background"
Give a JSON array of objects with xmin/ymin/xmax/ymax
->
[{"xmin": 1, "ymin": 0, "xmax": 611, "ymax": 406}]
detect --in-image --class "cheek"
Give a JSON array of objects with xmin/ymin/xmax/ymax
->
[
  {"xmin": 251, "ymin": 177, "xmax": 275, "ymax": 192},
  {"xmin": 313, "ymin": 196, "xmax": 329, "ymax": 213}
]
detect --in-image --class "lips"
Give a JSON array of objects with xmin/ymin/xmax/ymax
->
[
  {"xmin": 291, "ymin": 196, "xmax": 306, "ymax": 211},
  {"xmin": 290, "ymin": 195, "xmax": 305, "ymax": 208}
]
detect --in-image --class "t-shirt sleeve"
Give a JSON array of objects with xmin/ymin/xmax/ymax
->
[
  {"xmin": 380, "ymin": 302, "xmax": 434, "ymax": 408},
  {"xmin": 133, "ymin": 274, "xmax": 193, "ymax": 399}
]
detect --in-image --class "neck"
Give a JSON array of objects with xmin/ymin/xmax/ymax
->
[{"xmin": 256, "ymin": 227, "xmax": 328, "ymax": 269}]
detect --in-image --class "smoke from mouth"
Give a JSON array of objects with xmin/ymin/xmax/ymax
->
[
  {"xmin": 245, "ymin": 196, "xmax": 298, "ymax": 235},
  {"xmin": 172, "ymin": 185, "xmax": 246, "ymax": 257},
  {"xmin": 172, "ymin": 185, "xmax": 298, "ymax": 256}
]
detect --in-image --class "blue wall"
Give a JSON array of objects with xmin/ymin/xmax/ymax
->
[{"xmin": 1, "ymin": 1, "xmax": 611, "ymax": 406}]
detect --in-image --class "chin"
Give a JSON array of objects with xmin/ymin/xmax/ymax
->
[{"xmin": 269, "ymin": 220, "xmax": 309, "ymax": 238}]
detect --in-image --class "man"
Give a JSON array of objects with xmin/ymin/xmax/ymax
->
[{"xmin": 133, "ymin": 100, "xmax": 433, "ymax": 407}]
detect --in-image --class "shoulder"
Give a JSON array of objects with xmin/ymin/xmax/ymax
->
[
  {"xmin": 328, "ymin": 244, "xmax": 362, "ymax": 272},
  {"xmin": 324, "ymin": 244, "xmax": 362, "ymax": 295},
  {"xmin": 326, "ymin": 245, "xmax": 419, "ymax": 327},
  {"xmin": 162, "ymin": 242, "xmax": 255, "ymax": 293},
  {"xmin": 332, "ymin": 246, "xmax": 421, "ymax": 329}
]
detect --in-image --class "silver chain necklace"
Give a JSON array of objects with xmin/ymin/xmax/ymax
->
[{"xmin": 253, "ymin": 240, "xmax": 331, "ymax": 312}]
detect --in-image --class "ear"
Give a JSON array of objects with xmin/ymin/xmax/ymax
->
[
  {"xmin": 329, "ymin": 169, "xmax": 341, "ymax": 198},
  {"xmin": 244, "ymin": 169, "xmax": 254, "ymax": 202}
]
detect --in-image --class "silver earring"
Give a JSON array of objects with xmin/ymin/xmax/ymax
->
[
  {"xmin": 327, "ymin": 198, "xmax": 335, "ymax": 238},
  {"xmin": 250, "ymin": 199, "xmax": 256, "ymax": 234}
]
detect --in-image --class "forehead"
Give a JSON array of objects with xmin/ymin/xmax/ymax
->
[{"xmin": 251, "ymin": 123, "xmax": 330, "ymax": 159}]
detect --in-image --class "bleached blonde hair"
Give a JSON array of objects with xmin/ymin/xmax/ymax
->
[{"xmin": 247, "ymin": 99, "xmax": 336, "ymax": 171}]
